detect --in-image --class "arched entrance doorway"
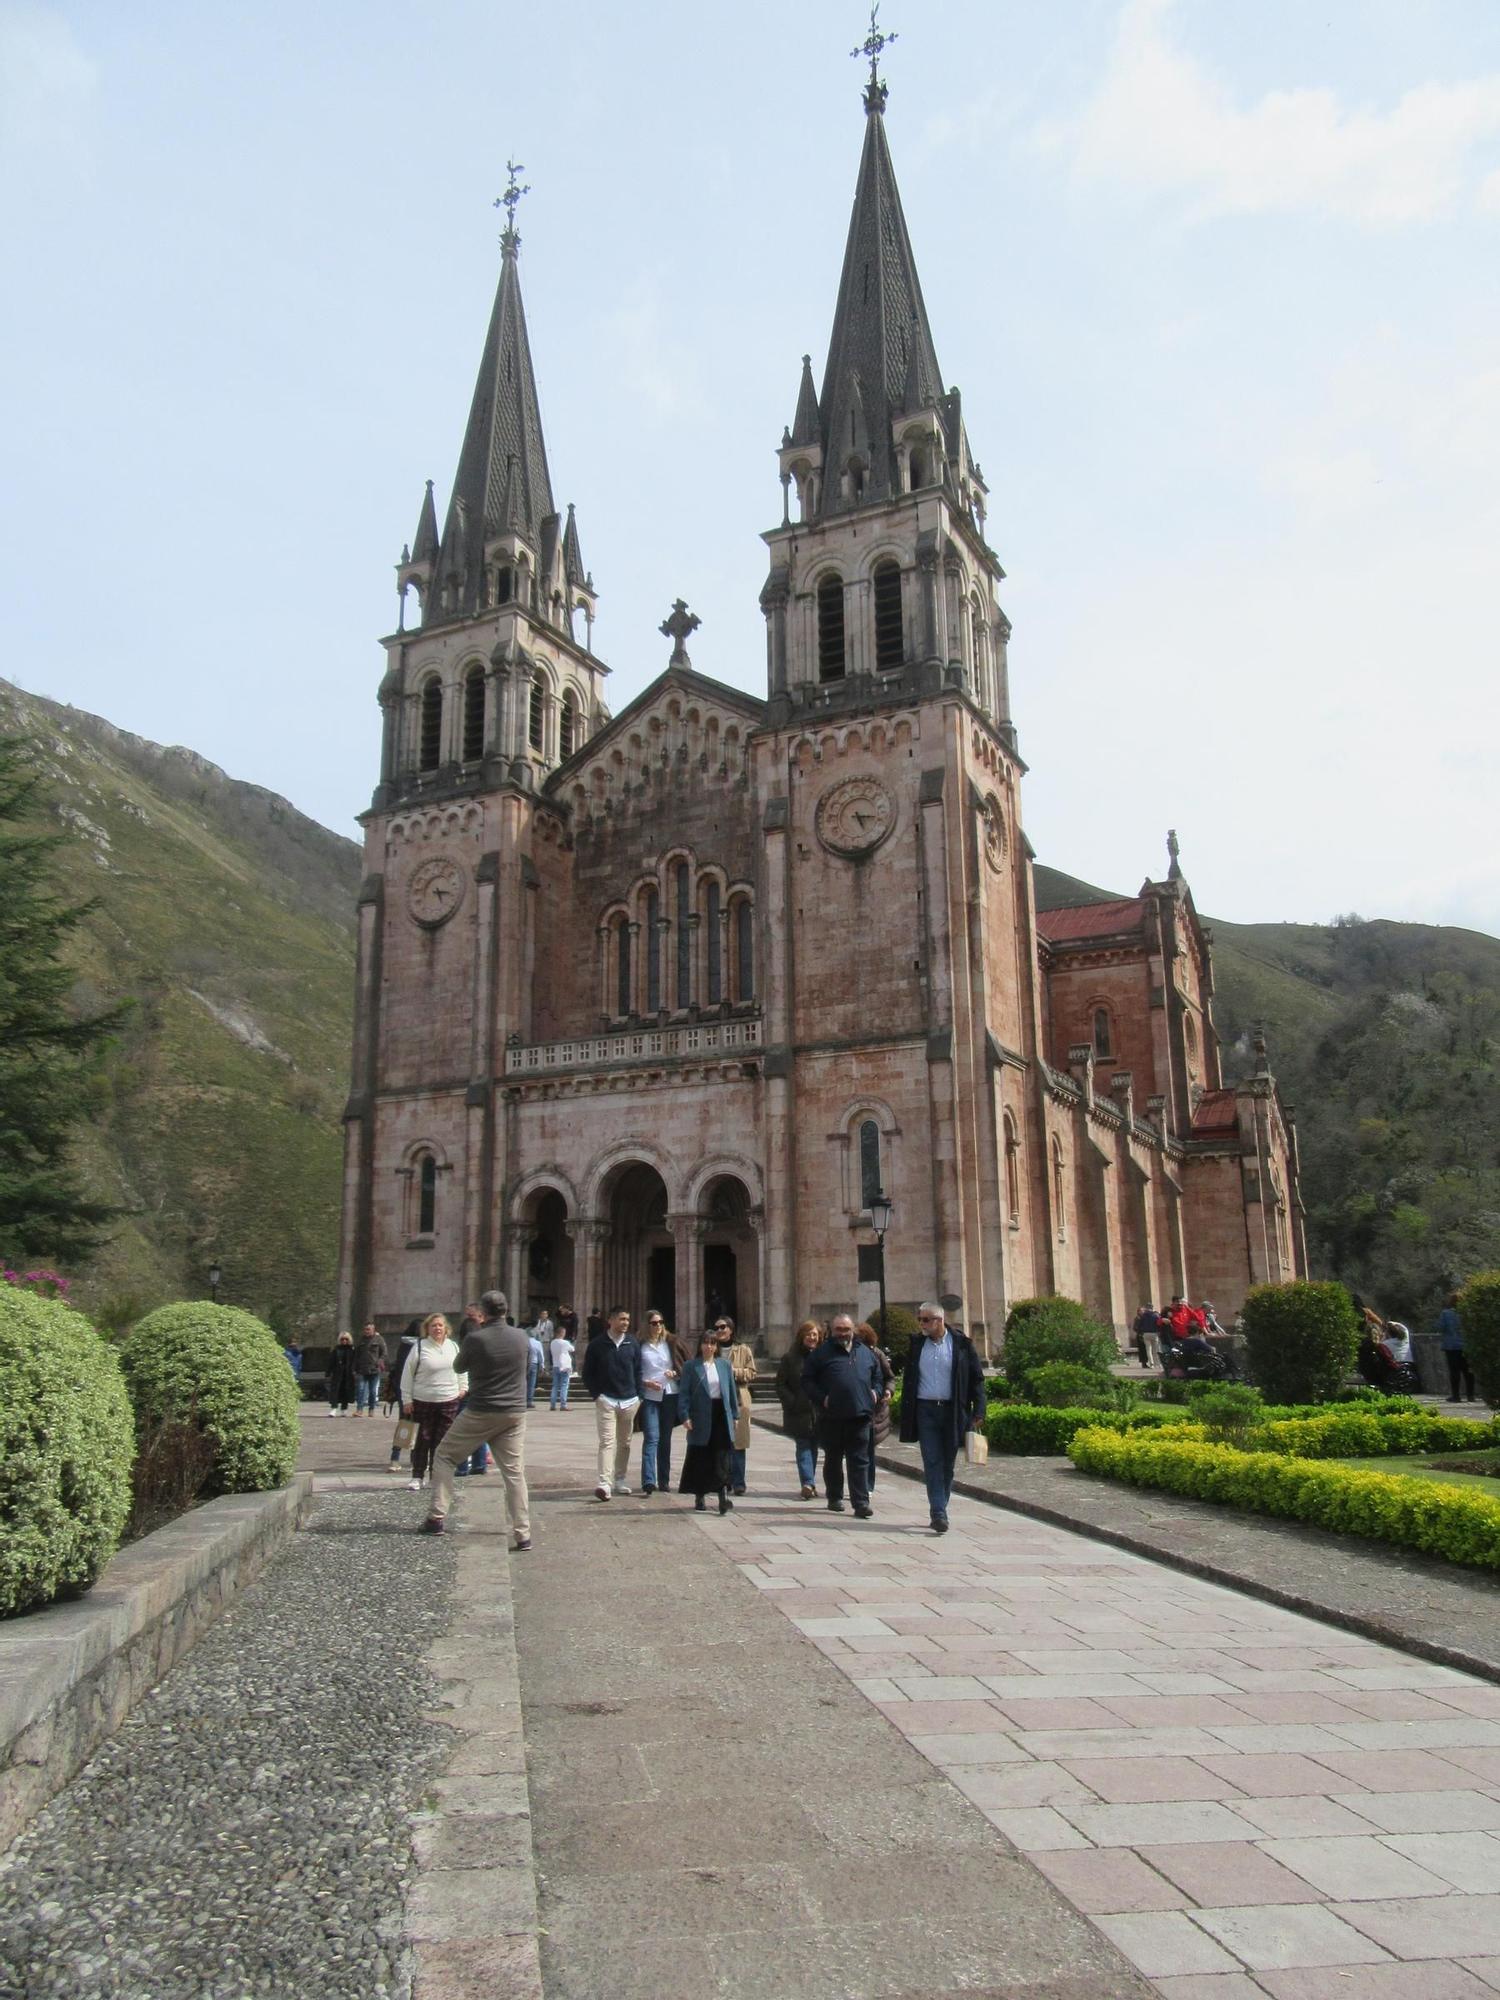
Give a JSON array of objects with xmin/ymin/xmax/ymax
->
[
  {"xmin": 599, "ymin": 1161, "xmax": 674, "ymax": 1328},
  {"xmin": 518, "ymin": 1186, "xmax": 573, "ymax": 1325},
  {"xmin": 698, "ymin": 1174, "xmax": 758, "ymax": 1336}
]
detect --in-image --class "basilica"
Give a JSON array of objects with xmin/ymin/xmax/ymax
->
[{"xmin": 336, "ymin": 60, "xmax": 1305, "ymax": 1358}]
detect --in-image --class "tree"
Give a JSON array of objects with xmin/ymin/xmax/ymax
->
[{"xmin": 0, "ymin": 733, "xmax": 128, "ymax": 1265}]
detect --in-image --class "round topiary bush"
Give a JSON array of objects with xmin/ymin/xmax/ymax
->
[
  {"xmin": 1240, "ymin": 1281, "xmax": 1359, "ymax": 1405},
  {"xmin": 1458, "ymin": 1272, "xmax": 1500, "ymax": 1409},
  {"xmin": 1002, "ymin": 1295, "xmax": 1117, "ymax": 1394},
  {"xmin": 1, "ymin": 1287, "xmax": 134, "ymax": 1617},
  {"xmin": 122, "ymin": 1303, "xmax": 301, "ymax": 1494},
  {"xmin": 869, "ymin": 1303, "xmax": 919, "ymax": 1366}
]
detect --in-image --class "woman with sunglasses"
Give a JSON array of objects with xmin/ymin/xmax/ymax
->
[
  {"xmin": 638, "ymin": 1311, "xmax": 679, "ymax": 1495},
  {"xmin": 715, "ymin": 1316, "xmax": 758, "ymax": 1494}
]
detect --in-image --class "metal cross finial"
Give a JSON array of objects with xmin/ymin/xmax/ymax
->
[
  {"xmin": 494, "ymin": 159, "xmax": 531, "ymax": 250},
  {"xmin": 660, "ymin": 598, "xmax": 701, "ymax": 667},
  {"xmin": 852, "ymin": 4, "xmax": 896, "ymax": 111}
]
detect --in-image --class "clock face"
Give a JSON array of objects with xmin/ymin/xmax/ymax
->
[
  {"xmin": 815, "ymin": 776, "xmax": 897, "ymax": 859},
  {"xmin": 982, "ymin": 794, "xmax": 1006, "ymax": 873},
  {"xmin": 407, "ymin": 855, "xmax": 466, "ymax": 928}
]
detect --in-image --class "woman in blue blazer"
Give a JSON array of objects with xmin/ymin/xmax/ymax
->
[{"xmin": 677, "ymin": 1328, "xmax": 740, "ymax": 1514}]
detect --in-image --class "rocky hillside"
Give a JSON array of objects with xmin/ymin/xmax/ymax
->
[{"xmin": 0, "ymin": 679, "xmax": 361, "ymax": 1337}]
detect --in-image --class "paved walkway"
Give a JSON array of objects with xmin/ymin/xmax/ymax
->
[{"xmin": 495, "ymin": 1405, "xmax": 1500, "ymax": 1998}]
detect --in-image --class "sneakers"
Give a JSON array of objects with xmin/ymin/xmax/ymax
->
[
  {"xmin": 594, "ymin": 1483, "xmax": 611, "ymax": 1502},
  {"xmin": 419, "ymin": 1516, "xmax": 445, "ymax": 1535},
  {"xmin": 327, "ymin": 1408, "xmax": 337, "ymax": 1419},
  {"xmin": 512, "ymin": 1536, "xmax": 531, "ymax": 1552},
  {"xmin": 613, "ymin": 1482, "xmax": 632, "ymax": 1497},
  {"xmin": 407, "ymin": 1478, "xmax": 423, "ymax": 1492}
]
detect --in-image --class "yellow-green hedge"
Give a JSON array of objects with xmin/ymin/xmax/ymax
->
[
  {"xmin": 1067, "ymin": 1425, "xmax": 1500, "ymax": 1570},
  {"xmin": 1253, "ymin": 1412, "xmax": 1500, "ymax": 1459}
]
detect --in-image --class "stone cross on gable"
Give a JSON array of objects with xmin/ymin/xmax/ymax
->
[{"xmin": 660, "ymin": 598, "xmax": 701, "ymax": 668}]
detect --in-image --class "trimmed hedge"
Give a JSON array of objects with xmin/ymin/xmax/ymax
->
[
  {"xmin": 1459, "ymin": 1272, "xmax": 1500, "ymax": 1408},
  {"xmin": 1240, "ymin": 1280, "xmax": 1360, "ymax": 1404},
  {"xmin": 1254, "ymin": 1411, "xmax": 1500, "ymax": 1460},
  {"xmin": 869, "ymin": 1304, "xmax": 919, "ymax": 1367},
  {"xmin": 122, "ymin": 1303, "xmax": 301, "ymax": 1493},
  {"xmin": 1068, "ymin": 1424, "xmax": 1500, "ymax": 1570},
  {"xmin": 986, "ymin": 1403, "xmax": 1184, "ymax": 1454},
  {"xmin": 1, "ymin": 1288, "xmax": 135, "ymax": 1616}
]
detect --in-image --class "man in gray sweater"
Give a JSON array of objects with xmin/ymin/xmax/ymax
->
[{"xmin": 424, "ymin": 1290, "xmax": 532, "ymax": 1549}]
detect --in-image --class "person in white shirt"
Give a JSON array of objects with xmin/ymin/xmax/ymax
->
[
  {"xmin": 400, "ymin": 1312, "xmax": 468, "ymax": 1492},
  {"xmin": 548, "ymin": 1327, "xmax": 575, "ymax": 1410},
  {"xmin": 581, "ymin": 1307, "xmax": 643, "ymax": 1500},
  {"xmin": 526, "ymin": 1326, "xmax": 546, "ymax": 1408},
  {"xmin": 637, "ymin": 1312, "xmax": 679, "ymax": 1496}
]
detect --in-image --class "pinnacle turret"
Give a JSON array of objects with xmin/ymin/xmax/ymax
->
[{"xmin": 411, "ymin": 480, "xmax": 439, "ymax": 565}]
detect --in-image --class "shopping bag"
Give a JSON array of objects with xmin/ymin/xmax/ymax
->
[
  {"xmin": 393, "ymin": 1417, "xmax": 417, "ymax": 1450},
  {"xmin": 964, "ymin": 1429, "xmax": 989, "ymax": 1466}
]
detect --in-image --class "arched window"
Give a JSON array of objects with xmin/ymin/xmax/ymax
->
[
  {"xmin": 401, "ymin": 581, "xmax": 423, "ymax": 632},
  {"xmin": 846, "ymin": 461, "xmax": 865, "ymax": 504},
  {"xmin": 646, "ymin": 887, "xmax": 661, "ymax": 1013},
  {"xmin": 909, "ymin": 446, "xmax": 928, "ymax": 489},
  {"xmin": 615, "ymin": 917, "xmax": 631, "ymax": 1018},
  {"xmin": 859, "ymin": 1119, "xmax": 882, "ymax": 1208},
  {"xmin": 735, "ymin": 898, "xmax": 754, "ymax": 1001},
  {"xmin": 706, "ymin": 880, "xmax": 723, "ymax": 1004},
  {"xmin": 495, "ymin": 565, "xmax": 514, "ymax": 606},
  {"xmin": 675, "ymin": 861, "xmax": 691, "ymax": 1009},
  {"xmin": 462, "ymin": 665, "xmax": 485, "ymax": 763},
  {"xmin": 1052, "ymin": 1138, "xmax": 1066, "ymax": 1241},
  {"xmin": 873, "ymin": 560, "xmax": 903, "ymax": 671},
  {"xmin": 1093, "ymin": 1007, "xmax": 1112, "ymax": 1060},
  {"xmin": 528, "ymin": 676, "xmax": 545, "ymax": 754},
  {"xmin": 559, "ymin": 691, "xmax": 577, "ymax": 761},
  {"xmin": 817, "ymin": 573, "xmax": 846, "ymax": 682},
  {"xmin": 418, "ymin": 676, "xmax": 442, "ymax": 772},
  {"xmin": 1004, "ymin": 1112, "xmax": 1021, "ymax": 1224},
  {"xmin": 417, "ymin": 1152, "xmax": 437, "ymax": 1235}
]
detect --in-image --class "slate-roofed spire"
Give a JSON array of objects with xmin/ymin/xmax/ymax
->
[
  {"xmin": 411, "ymin": 480, "xmax": 439, "ymax": 565},
  {"xmin": 788, "ymin": 354, "xmax": 820, "ymax": 447},
  {"xmin": 429, "ymin": 219, "xmax": 555, "ymax": 623},
  {"xmin": 562, "ymin": 502, "xmax": 585, "ymax": 587}
]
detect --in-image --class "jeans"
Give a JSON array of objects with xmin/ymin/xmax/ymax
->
[
  {"xmin": 640, "ymin": 1396, "xmax": 677, "ymax": 1491},
  {"xmin": 794, "ymin": 1438, "xmax": 818, "ymax": 1490},
  {"xmin": 431, "ymin": 1410, "xmax": 529, "ymax": 1539},
  {"xmin": 915, "ymin": 1398, "xmax": 959, "ymax": 1520},
  {"xmin": 549, "ymin": 1369, "xmax": 571, "ymax": 1408},
  {"xmin": 819, "ymin": 1416, "xmax": 872, "ymax": 1511},
  {"xmin": 1446, "ymin": 1350, "xmax": 1477, "ymax": 1400},
  {"xmin": 729, "ymin": 1447, "xmax": 747, "ymax": 1490},
  {"xmin": 355, "ymin": 1375, "xmax": 381, "ymax": 1413},
  {"xmin": 526, "ymin": 1360, "xmax": 539, "ymax": 1409}
]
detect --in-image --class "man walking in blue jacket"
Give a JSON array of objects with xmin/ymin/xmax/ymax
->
[{"xmin": 802, "ymin": 1313, "xmax": 883, "ymax": 1518}]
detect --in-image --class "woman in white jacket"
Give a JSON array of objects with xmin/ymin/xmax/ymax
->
[{"xmin": 400, "ymin": 1312, "xmax": 468, "ymax": 1492}]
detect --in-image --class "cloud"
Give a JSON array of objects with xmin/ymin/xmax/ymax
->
[
  {"xmin": 0, "ymin": 4, "xmax": 96, "ymax": 184},
  {"xmin": 1041, "ymin": 0, "xmax": 1500, "ymax": 226}
]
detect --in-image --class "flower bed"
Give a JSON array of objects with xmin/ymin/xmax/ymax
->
[{"xmin": 1067, "ymin": 1424, "xmax": 1500, "ymax": 1571}]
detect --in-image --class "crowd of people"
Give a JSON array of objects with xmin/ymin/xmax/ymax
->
[
  {"xmin": 311, "ymin": 1295, "xmax": 985, "ymax": 1551},
  {"xmin": 1130, "ymin": 1297, "xmax": 1233, "ymax": 1377}
]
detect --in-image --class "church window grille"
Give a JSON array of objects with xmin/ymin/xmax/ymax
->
[
  {"xmin": 675, "ymin": 862, "xmax": 691, "ymax": 1009},
  {"xmin": 418, "ymin": 677, "xmax": 442, "ymax": 772},
  {"xmin": 646, "ymin": 888, "xmax": 661, "ymax": 1013},
  {"xmin": 462, "ymin": 666, "xmax": 485, "ymax": 763},
  {"xmin": 707, "ymin": 881, "xmax": 722, "ymax": 1003},
  {"xmin": 859, "ymin": 1120, "xmax": 881, "ymax": 1209},
  {"xmin": 873, "ymin": 561, "xmax": 903, "ymax": 671},
  {"xmin": 1052, "ymin": 1139, "xmax": 1066, "ymax": 1240},
  {"xmin": 495, "ymin": 565, "xmax": 514, "ymax": 606},
  {"xmin": 615, "ymin": 918, "xmax": 631, "ymax": 1018},
  {"xmin": 735, "ymin": 898, "xmax": 754, "ymax": 1001},
  {"xmin": 417, "ymin": 1153, "xmax": 437, "ymax": 1235},
  {"xmin": 1093, "ymin": 1008, "xmax": 1112, "ymax": 1060},
  {"xmin": 1004, "ymin": 1113, "xmax": 1022, "ymax": 1224},
  {"xmin": 528, "ymin": 676, "xmax": 545, "ymax": 754},
  {"xmin": 817, "ymin": 574, "xmax": 846, "ymax": 682},
  {"xmin": 559, "ymin": 692, "xmax": 577, "ymax": 761}
]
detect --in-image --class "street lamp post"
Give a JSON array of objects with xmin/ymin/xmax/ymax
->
[
  {"xmin": 208, "ymin": 1261, "xmax": 222, "ymax": 1306},
  {"xmin": 869, "ymin": 1191, "xmax": 892, "ymax": 1339}
]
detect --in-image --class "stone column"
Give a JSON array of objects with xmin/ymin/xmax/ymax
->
[
  {"xmin": 566, "ymin": 1218, "xmax": 610, "ymax": 1321},
  {"xmin": 596, "ymin": 925, "xmax": 611, "ymax": 1021},
  {"xmin": 668, "ymin": 1212, "xmax": 702, "ymax": 1338},
  {"xmin": 916, "ymin": 535, "xmax": 941, "ymax": 663},
  {"xmin": 504, "ymin": 1223, "xmax": 529, "ymax": 1321},
  {"xmin": 747, "ymin": 1204, "xmax": 772, "ymax": 1353}
]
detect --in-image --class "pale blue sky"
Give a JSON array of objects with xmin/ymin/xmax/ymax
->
[{"xmin": 5, "ymin": 1, "xmax": 1499, "ymax": 933}]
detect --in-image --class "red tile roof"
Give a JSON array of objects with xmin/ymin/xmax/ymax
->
[
  {"xmin": 1191, "ymin": 1088, "xmax": 1238, "ymax": 1136},
  {"xmin": 1036, "ymin": 898, "xmax": 1145, "ymax": 942}
]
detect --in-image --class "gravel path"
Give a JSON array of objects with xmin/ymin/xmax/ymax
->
[{"xmin": 0, "ymin": 1490, "xmax": 456, "ymax": 2000}]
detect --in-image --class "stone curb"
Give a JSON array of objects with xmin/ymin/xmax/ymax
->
[
  {"xmin": 406, "ymin": 1498, "xmax": 542, "ymax": 2000},
  {"xmin": 0, "ymin": 1473, "xmax": 314, "ymax": 1852}
]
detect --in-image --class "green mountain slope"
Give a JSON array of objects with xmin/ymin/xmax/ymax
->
[{"xmin": 0, "ymin": 679, "xmax": 361, "ymax": 1336}]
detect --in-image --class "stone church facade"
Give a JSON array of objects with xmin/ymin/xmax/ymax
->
[{"xmin": 337, "ymin": 74, "xmax": 1305, "ymax": 1356}]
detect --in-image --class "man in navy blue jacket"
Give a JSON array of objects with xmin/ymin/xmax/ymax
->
[
  {"xmin": 802, "ymin": 1312, "xmax": 883, "ymax": 1517},
  {"xmin": 899, "ymin": 1303, "xmax": 984, "ymax": 1533},
  {"xmin": 582, "ymin": 1307, "xmax": 644, "ymax": 1500}
]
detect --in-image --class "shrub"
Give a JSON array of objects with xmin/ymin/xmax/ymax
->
[
  {"xmin": 985, "ymin": 1402, "xmax": 1182, "ymax": 1455},
  {"xmin": 1192, "ymin": 1384, "xmax": 1265, "ymax": 1444},
  {"xmin": 122, "ymin": 1303, "xmax": 300, "ymax": 1493},
  {"xmin": 128, "ymin": 1415, "xmax": 219, "ymax": 1539},
  {"xmin": 1, "ymin": 1288, "xmax": 134, "ymax": 1616},
  {"xmin": 869, "ymin": 1303, "xmax": 919, "ymax": 1367},
  {"xmin": 1026, "ymin": 1360, "xmax": 1116, "ymax": 1409},
  {"xmin": 1240, "ymin": 1281, "xmax": 1359, "ymax": 1405},
  {"xmin": 1067, "ymin": 1424, "xmax": 1500, "ymax": 1571},
  {"xmin": 1253, "ymin": 1411, "xmax": 1500, "ymax": 1460},
  {"xmin": 1002, "ymin": 1296, "xmax": 1117, "ymax": 1395},
  {"xmin": 1459, "ymin": 1272, "xmax": 1500, "ymax": 1409}
]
